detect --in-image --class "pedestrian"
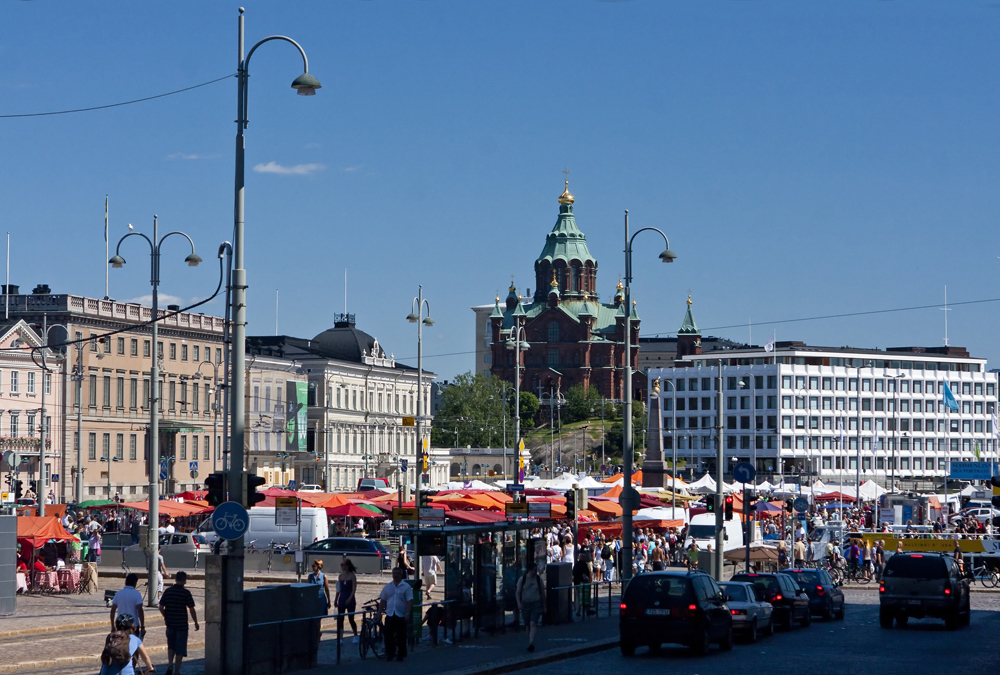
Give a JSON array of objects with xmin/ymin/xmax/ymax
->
[
  {"xmin": 777, "ymin": 541, "xmax": 788, "ymax": 568},
  {"xmin": 953, "ymin": 541, "xmax": 965, "ymax": 575},
  {"xmin": 600, "ymin": 539, "xmax": 614, "ymax": 581},
  {"xmin": 421, "ymin": 553, "xmax": 441, "ymax": 597},
  {"xmin": 335, "ymin": 558, "xmax": 359, "ymax": 643},
  {"xmin": 685, "ymin": 542, "xmax": 699, "ymax": 570},
  {"xmin": 308, "ymin": 560, "xmax": 331, "ymax": 612},
  {"xmin": 396, "ymin": 546, "xmax": 414, "ymax": 578},
  {"xmin": 794, "ymin": 537, "xmax": 806, "ymax": 567},
  {"xmin": 89, "ymin": 528, "xmax": 102, "ymax": 563},
  {"xmin": 100, "ymin": 613, "xmax": 154, "ymax": 675},
  {"xmin": 111, "ymin": 573, "xmax": 146, "ymax": 638},
  {"xmin": 158, "ymin": 571, "xmax": 199, "ymax": 675},
  {"xmin": 649, "ymin": 542, "xmax": 666, "ymax": 571},
  {"xmin": 378, "ymin": 566, "xmax": 413, "ymax": 662},
  {"xmin": 515, "ymin": 564, "xmax": 545, "ymax": 652},
  {"xmin": 156, "ymin": 552, "xmax": 168, "ymax": 603}
]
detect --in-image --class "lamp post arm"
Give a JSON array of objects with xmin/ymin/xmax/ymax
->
[
  {"xmin": 157, "ymin": 231, "xmax": 200, "ymax": 256},
  {"xmin": 628, "ymin": 226, "xmax": 672, "ymax": 255},
  {"xmin": 240, "ymin": 36, "xmax": 313, "ymax": 129}
]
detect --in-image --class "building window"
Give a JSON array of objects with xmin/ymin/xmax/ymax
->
[
  {"xmin": 204, "ymin": 435, "xmax": 211, "ymax": 461},
  {"xmin": 169, "ymin": 381, "xmax": 176, "ymax": 411},
  {"xmin": 181, "ymin": 344, "xmax": 188, "ymax": 361},
  {"xmin": 117, "ymin": 377, "xmax": 125, "ymax": 408},
  {"xmin": 90, "ymin": 334, "xmax": 98, "ymax": 352},
  {"xmin": 116, "ymin": 433, "xmax": 124, "ymax": 460},
  {"xmin": 547, "ymin": 348, "xmax": 559, "ymax": 366},
  {"xmin": 117, "ymin": 337, "xmax": 125, "ymax": 355},
  {"xmin": 143, "ymin": 340, "xmax": 151, "ymax": 358},
  {"xmin": 193, "ymin": 345, "xmax": 200, "ymax": 362},
  {"xmin": 192, "ymin": 436, "xmax": 199, "ymax": 462},
  {"xmin": 180, "ymin": 382, "xmax": 188, "ymax": 410},
  {"xmin": 103, "ymin": 376, "xmax": 111, "ymax": 407},
  {"xmin": 180, "ymin": 435, "xmax": 187, "ymax": 461},
  {"xmin": 193, "ymin": 384, "xmax": 200, "ymax": 412},
  {"xmin": 547, "ymin": 322, "xmax": 559, "ymax": 342},
  {"xmin": 9, "ymin": 415, "xmax": 18, "ymax": 437},
  {"xmin": 169, "ymin": 343, "xmax": 177, "ymax": 360},
  {"xmin": 130, "ymin": 378, "xmax": 137, "ymax": 409},
  {"xmin": 88, "ymin": 433, "xmax": 96, "ymax": 461},
  {"xmin": 143, "ymin": 379, "xmax": 150, "ymax": 408},
  {"xmin": 131, "ymin": 339, "xmax": 138, "ymax": 357},
  {"xmin": 26, "ymin": 414, "xmax": 35, "ymax": 437},
  {"xmin": 129, "ymin": 434, "xmax": 137, "ymax": 461},
  {"xmin": 216, "ymin": 348, "xmax": 222, "ymax": 364},
  {"xmin": 43, "ymin": 373, "xmax": 51, "ymax": 395},
  {"xmin": 102, "ymin": 433, "xmax": 110, "ymax": 460},
  {"xmin": 27, "ymin": 371, "xmax": 35, "ymax": 395}
]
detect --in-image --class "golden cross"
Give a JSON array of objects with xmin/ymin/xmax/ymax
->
[{"xmin": 562, "ymin": 167, "xmax": 571, "ymax": 182}]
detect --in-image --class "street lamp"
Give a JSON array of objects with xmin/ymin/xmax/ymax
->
[
  {"xmin": 195, "ymin": 361, "xmax": 225, "ymax": 473},
  {"xmin": 110, "ymin": 214, "xmax": 201, "ymax": 609},
  {"xmin": 13, "ymin": 323, "xmax": 59, "ymax": 516},
  {"xmin": 103, "ymin": 454, "xmax": 122, "ymax": 498},
  {"xmin": 658, "ymin": 378, "xmax": 677, "ymax": 511},
  {"xmin": 407, "ymin": 285, "xmax": 433, "ymax": 551},
  {"xmin": 621, "ymin": 210, "xmax": 676, "ymax": 582},
  {"xmin": 506, "ymin": 324, "xmax": 529, "ymax": 481},
  {"xmin": 739, "ymin": 373, "xmax": 757, "ymax": 472}
]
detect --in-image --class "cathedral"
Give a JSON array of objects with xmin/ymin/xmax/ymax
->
[{"xmin": 489, "ymin": 181, "xmax": 642, "ymax": 402}]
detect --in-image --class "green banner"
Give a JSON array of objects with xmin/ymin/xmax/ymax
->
[{"xmin": 285, "ymin": 381, "xmax": 308, "ymax": 452}]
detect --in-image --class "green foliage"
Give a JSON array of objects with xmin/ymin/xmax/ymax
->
[
  {"xmin": 602, "ymin": 401, "xmax": 645, "ymax": 459},
  {"xmin": 431, "ymin": 372, "xmax": 514, "ymax": 448},
  {"xmin": 564, "ymin": 384, "xmax": 602, "ymax": 423},
  {"xmin": 518, "ymin": 391, "xmax": 539, "ymax": 430}
]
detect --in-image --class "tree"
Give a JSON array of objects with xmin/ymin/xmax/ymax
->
[
  {"xmin": 603, "ymin": 401, "xmax": 645, "ymax": 460},
  {"xmin": 431, "ymin": 372, "xmax": 514, "ymax": 448},
  {"xmin": 564, "ymin": 383, "xmax": 601, "ymax": 423},
  {"xmin": 518, "ymin": 391, "xmax": 540, "ymax": 431}
]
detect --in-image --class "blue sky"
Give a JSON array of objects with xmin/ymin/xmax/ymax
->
[{"xmin": 2, "ymin": 2, "xmax": 1000, "ymax": 380}]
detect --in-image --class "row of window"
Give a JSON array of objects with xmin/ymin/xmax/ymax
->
[
  {"xmin": 327, "ymin": 383, "xmax": 426, "ymax": 416},
  {"xmin": 665, "ymin": 413, "xmax": 995, "ymax": 435},
  {"xmin": 87, "ymin": 332, "xmax": 222, "ymax": 365},
  {"xmin": 668, "ymin": 433, "xmax": 994, "ymax": 457},
  {"xmin": 689, "ymin": 356, "xmax": 983, "ymax": 373},
  {"xmin": 81, "ymin": 375, "xmax": 214, "ymax": 413},
  {"xmin": 0, "ymin": 370, "xmax": 52, "ymax": 396},
  {"xmin": 81, "ymin": 431, "xmax": 218, "ymax": 462},
  {"xmin": 0, "ymin": 413, "xmax": 51, "ymax": 437},
  {"xmin": 665, "ymin": 394, "xmax": 997, "ymax": 415},
  {"xmin": 662, "ymin": 374, "xmax": 997, "ymax": 397}
]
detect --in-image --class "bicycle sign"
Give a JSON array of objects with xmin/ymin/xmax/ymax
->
[{"xmin": 212, "ymin": 501, "xmax": 250, "ymax": 540}]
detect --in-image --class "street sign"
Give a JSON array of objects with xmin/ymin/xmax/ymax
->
[
  {"xmin": 505, "ymin": 502, "xmax": 529, "ymax": 516},
  {"xmin": 400, "ymin": 459, "xmax": 409, "ymax": 472},
  {"xmin": 393, "ymin": 507, "xmax": 418, "ymax": 521},
  {"xmin": 507, "ymin": 483, "xmax": 525, "ymax": 492},
  {"xmin": 8, "ymin": 452, "xmax": 21, "ymax": 468},
  {"xmin": 528, "ymin": 502, "xmax": 551, "ymax": 517},
  {"xmin": 189, "ymin": 461, "xmax": 198, "ymax": 472},
  {"xmin": 793, "ymin": 497, "xmax": 809, "ymax": 513},
  {"xmin": 732, "ymin": 462, "xmax": 756, "ymax": 484},
  {"xmin": 420, "ymin": 507, "xmax": 445, "ymax": 524},
  {"xmin": 212, "ymin": 501, "xmax": 250, "ymax": 540},
  {"xmin": 275, "ymin": 497, "xmax": 298, "ymax": 526},
  {"xmin": 287, "ymin": 479, "xmax": 297, "ymax": 490},
  {"xmin": 402, "ymin": 416, "xmax": 415, "ymax": 427},
  {"xmin": 0, "ymin": 492, "xmax": 11, "ymax": 503},
  {"xmin": 51, "ymin": 474, "xmax": 58, "ymax": 483},
  {"xmin": 190, "ymin": 470, "xmax": 199, "ymax": 479},
  {"xmin": 159, "ymin": 465, "xmax": 168, "ymax": 481},
  {"xmin": 949, "ymin": 461, "xmax": 995, "ymax": 481}
]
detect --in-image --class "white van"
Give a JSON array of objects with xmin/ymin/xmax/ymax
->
[
  {"xmin": 684, "ymin": 513, "xmax": 747, "ymax": 553},
  {"xmin": 199, "ymin": 506, "xmax": 329, "ymax": 549}
]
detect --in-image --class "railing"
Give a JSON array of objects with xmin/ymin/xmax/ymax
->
[{"xmin": 549, "ymin": 580, "xmax": 622, "ymax": 624}]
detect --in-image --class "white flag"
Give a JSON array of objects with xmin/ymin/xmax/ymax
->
[
  {"xmin": 872, "ymin": 425, "xmax": 879, "ymax": 453},
  {"xmin": 764, "ymin": 330, "xmax": 775, "ymax": 353},
  {"xmin": 993, "ymin": 406, "xmax": 999, "ymax": 438}
]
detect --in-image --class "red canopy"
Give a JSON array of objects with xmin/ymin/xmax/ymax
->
[
  {"xmin": 176, "ymin": 490, "xmax": 208, "ymax": 501},
  {"xmin": 16, "ymin": 516, "xmax": 79, "ymax": 547},
  {"xmin": 447, "ymin": 510, "xmax": 506, "ymax": 524},
  {"xmin": 327, "ymin": 504, "xmax": 385, "ymax": 518},
  {"xmin": 120, "ymin": 501, "xmax": 213, "ymax": 517},
  {"xmin": 816, "ymin": 492, "xmax": 856, "ymax": 503}
]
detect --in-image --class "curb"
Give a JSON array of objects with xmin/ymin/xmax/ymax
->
[
  {"xmin": 436, "ymin": 637, "xmax": 619, "ymax": 675},
  {"xmin": 0, "ymin": 617, "xmax": 167, "ymax": 639},
  {"xmin": 0, "ymin": 640, "xmax": 207, "ymax": 673}
]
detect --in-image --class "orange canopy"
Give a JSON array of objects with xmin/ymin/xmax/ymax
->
[
  {"xmin": 315, "ymin": 493, "xmax": 350, "ymax": 509},
  {"xmin": 120, "ymin": 501, "xmax": 212, "ymax": 517},
  {"xmin": 587, "ymin": 500, "xmax": 623, "ymax": 519},
  {"xmin": 600, "ymin": 484, "xmax": 623, "ymax": 498},
  {"xmin": 601, "ymin": 471, "xmax": 642, "ymax": 485},
  {"xmin": 16, "ymin": 516, "xmax": 79, "ymax": 546}
]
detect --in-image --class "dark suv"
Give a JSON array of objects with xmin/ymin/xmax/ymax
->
[
  {"xmin": 730, "ymin": 573, "xmax": 811, "ymax": 630},
  {"xmin": 879, "ymin": 552, "xmax": 970, "ymax": 629},
  {"xmin": 779, "ymin": 568, "xmax": 845, "ymax": 620},
  {"xmin": 619, "ymin": 570, "xmax": 733, "ymax": 655}
]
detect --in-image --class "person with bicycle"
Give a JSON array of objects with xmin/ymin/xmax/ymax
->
[
  {"xmin": 378, "ymin": 567, "xmax": 413, "ymax": 662},
  {"xmin": 847, "ymin": 539, "xmax": 861, "ymax": 579},
  {"xmin": 953, "ymin": 541, "xmax": 965, "ymax": 576}
]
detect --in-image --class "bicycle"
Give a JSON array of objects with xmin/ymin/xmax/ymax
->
[
  {"xmin": 842, "ymin": 561, "xmax": 871, "ymax": 585},
  {"xmin": 966, "ymin": 561, "xmax": 1000, "ymax": 588},
  {"xmin": 358, "ymin": 600, "xmax": 386, "ymax": 659}
]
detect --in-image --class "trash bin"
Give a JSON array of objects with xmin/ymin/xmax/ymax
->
[{"xmin": 545, "ymin": 563, "xmax": 572, "ymax": 625}]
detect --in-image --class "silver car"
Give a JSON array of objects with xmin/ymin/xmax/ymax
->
[{"xmin": 720, "ymin": 581, "xmax": 773, "ymax": 642}]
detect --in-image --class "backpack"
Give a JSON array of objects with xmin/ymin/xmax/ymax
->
[
  {"xmin": 101, "ymin": 631, "xmax": 132, "ymax": 669},
  {"xmin": 601, "ymin": 544, "xmax": 612, "ymax": 560}
]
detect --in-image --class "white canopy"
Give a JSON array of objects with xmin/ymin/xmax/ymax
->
[
  {"xmin": 635, "ymin": 506, "xmax": 689, "ymax": 523},
  {"xmin": 857, "ymin": 480, "xmax": 886, "ymax": 501},
  {"xmin": 575, "ymin": 476, "xmax": 604, "ymax": 489}
]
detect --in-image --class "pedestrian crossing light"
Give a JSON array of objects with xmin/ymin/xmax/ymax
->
[
  {"xmin": 205, "ymin": 472, "xmax": 226, "ymax": 507},
  {"xmin": 245, "ymin": 472, "xmax": 266, "ymax": 508},
  {"xmin": 705, "ymin": 494, "xmax": 716, "ymax": 513},
  {"xmin": 565, "ymin": 490, "xmax": 576, "ymax": 520},
  {"xmin": 724, "ymin": 495, "xmax": 735, "ymax": 521}
]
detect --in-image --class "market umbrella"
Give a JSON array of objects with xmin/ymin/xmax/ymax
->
[
  {"xmin": 755, "ymin": 501, "xmax": 784, "ymax": 513},
  {"xmin": 723, "ymin": 542, "xmax": 780, "ymax": 563},
  {"xmin": 76, "ymin": 499, "xmax": 116, "ymax": 509},
  {"xmin": 327, "ymin": 503, "xmax": 385, "ymax": 518}
]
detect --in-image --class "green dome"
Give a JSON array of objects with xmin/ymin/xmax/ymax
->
[{"xmin": 535, "ymin": 202, "xmax": 597, "ymax": 268}]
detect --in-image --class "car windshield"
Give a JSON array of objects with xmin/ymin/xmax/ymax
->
[
  {"xmin": 884, "ymin": 556, "xmax": 948, "ymax": 579},
  {"xmin": 721, "ymin": 584, "xmax": 748, "ymax": 602},
  {"xmin": 732, "ymin": 575, "xmax": 779, "ymax": 595},
  {"xmin": 624, "ymin": 576, "xmax": 693, "ymax": 605},
  {"xmin": 783, "ymin": 570, "xmax": 818, "ymax": 585},
  {"xmin": 688, "ymin": 525, "xmax": 716, "ymax": 539}
]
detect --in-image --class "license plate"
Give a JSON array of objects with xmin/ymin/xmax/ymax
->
[
  {"xmin": 907, "ymin": 599, "xmax": 921, "ymax": 605},
  {"xmin": 645, "ymin": 608, "xmax": 670, "ymax": 616}
]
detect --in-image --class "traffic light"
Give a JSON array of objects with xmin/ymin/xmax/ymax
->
[
  {"xmin": 14, "ymin": 479, "xmax": 23, "ymax": 500},
  {"xmin": 746, "ymin": 491, "xmax": 758, "ymax": 508},
  {"xmin": 705, "ymin": 494, "xmax": 716, "ymax": 513},
  {"xmin": 245, "ymin": 472, "xmax": 266, "ymax": 508},
  {"xmin": 565, "ymin": 490, "xmax": 576, "ymax": 520},
  {"xmin": 420, "ymin": 451, "xmax": 429, "ymax": 474},
  {"xmin": 205, "ymin": 472, "xmax": 226, "ymax": 507},
  {"xmin": 418, "ymin": 491, "xmax": 430, "ymax": 508},
  {"xmin": 991, "ymin": 475, "xmax": 1000, "ymax": 509},
  {"xmin": 724, "ymin": 495, "xmax": 735, "ymax": 521}
]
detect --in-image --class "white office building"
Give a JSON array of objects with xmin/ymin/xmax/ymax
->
[{"xmin": 649, "ymin": 341, "xmax": 998, "ymax": 488}]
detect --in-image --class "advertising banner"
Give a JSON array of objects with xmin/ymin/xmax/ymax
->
[{"xmin": 285, "ymin": 381, "xmax": 308, "ymax": 452}]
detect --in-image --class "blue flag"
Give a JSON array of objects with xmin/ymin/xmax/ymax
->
[{"xmin": 942, "ymin": 382, "xmax": 959, "ymax": 412}]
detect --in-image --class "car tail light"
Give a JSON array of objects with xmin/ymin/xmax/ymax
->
[
  {"xmin": 879, "ymin": 584, "xmax": 885, "ymax": 594},
  {"xmin": 688, "ymin": 604, "xmax": 697, "ymax": 611},
  {"xmin": 911, "ymin": 554, "xmax": 923, "ymax": 558},
  {"xmin": 774, "ymin": 594, "xmax": 782, "ymax": 601},
  {"xmin": 944, "ymin": 588, "xmax": 951, "ymax": 595},
  {"xmin": 731, "ymin": 609, "xmax": 747, "ymax": 615},
  {"xmin": 817, "ymin": 586, "xmax": 824, "ymax": 596},
  {"xmin": 620, "ymin": 603, "xmax": 627, "ymax": 616}
]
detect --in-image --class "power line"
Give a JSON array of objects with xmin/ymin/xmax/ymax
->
[{"xmin": 0, "ymin": 74, "xmax": 235, "ymax": 118}]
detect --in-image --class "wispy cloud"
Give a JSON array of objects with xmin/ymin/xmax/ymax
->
[
  {"xmin": 167, "ymin": 152, "xmax": 217, "ymax": 160},
  {"xmin": 121, "ymin": 294, "xmax": 185, "ymax": 307},
  {"xmin": 253, "ymin": 161, "xmax": 325, "ymax": 176},
  {"xmin": 343, "ymin": 166, "xmax": 361, "ymax": 173}
]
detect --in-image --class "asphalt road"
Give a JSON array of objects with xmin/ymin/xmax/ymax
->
[{"xmin": 518, "ymin": 590, "xmax": 1000, "ymax": 675}]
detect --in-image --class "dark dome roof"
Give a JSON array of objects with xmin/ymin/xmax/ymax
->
[{"xmin": 311, "ymin": 317, "xmax": 378, "ymax": 363}]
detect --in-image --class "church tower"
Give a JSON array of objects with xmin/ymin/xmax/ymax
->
[
  {"xmin": 675, "ymin": 294, "xmax": 702, "ymax": 360},
  {"xmin": 533, "ymin": 180, "xmax": 599, "ymax": 303}
]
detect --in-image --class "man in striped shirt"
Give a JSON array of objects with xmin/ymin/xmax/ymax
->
[{"xmin": 158, "ymin": 571, "xmax": 199, "ymax": 675}]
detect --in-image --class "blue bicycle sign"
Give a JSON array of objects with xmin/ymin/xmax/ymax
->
[{"xmin": 212, "ymin": 501, "xmax": 250, "ymax": 540}]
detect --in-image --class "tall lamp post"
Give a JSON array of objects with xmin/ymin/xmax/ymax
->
[
  {"xmin": 225, "ymin": 12, "xmax": 320, "ymax": 673},
  {"xmin": 72, "ymin": 342, "xmax": 85, "ymax": 505},
  {"xmin": 110, "ymin": 215, "xmax": 202, "ymax": 609},
  {"xmin": 659, "ymin": 379, "xmax": 677, "ymax": 511},
  {"xmin": 740, "ymin": 373, "xmax": 757, "ymax": 471},
  {"xmin": 195, "ymin": 360, "xmax": 224, "ymax": 472},
  {"xmin": 621, "ymin": 210, "xmax": 676, "ymax": 582},
  {"xmin": 15, "ymin": 319, "xmax": 60, "ymax": 515},
  {"xmin": 407, "ymin": 286, "xmax": 433, "ymax": 544},
  {"xmin": 506, "ymin": 325, "xmax": 529, "ymax": 480}
]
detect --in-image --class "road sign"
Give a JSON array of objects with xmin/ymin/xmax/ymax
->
[
  {"xmin": 420, "ymin": 507, "xmax": 445, "ymax": 524},
  {"xmin": 8, "ymin": 452, "xmax": 21, "ymax": 468},
  {"xmin": 189, "ymin": 461, "xmax": 198, "ymax": 472},
  {"xmin": 275, "ymin": 497, "xmax": 298, "ymax": 526},
  {"xmin": 528, "ymin": 502, "xmax": 551, "ymax": 517},
  {"xmin": 190, "ymin": 470, "xmax": 199, "ymax": 479},
  {"xmin": 400, "ymin": 459, "xmax": 408, "ymax": 472},
  {"xmin": 732, "ymin": 462, "xmax": 756, "ymax": 484},
  {"xmin": 505, "ymin": 502, "xmax": 529, "ymax": 517},
  {"xmin": 793, "ymin": 497, "xmax": 809, "ymax": 513},
  {"xmin": 402, "ymin": 416, "xmax": 415, "ymax": 427},
  {"xmin": 51, "ymin": 474, "xmax": 58, "ymax": 483},
  {"xmin": 159, "ymin": 465, "xmax": 168, "ymax": 481},
  {"xmin": 212, "ymin": 501, "xmax": 250, "ymax": 540},
  {"xmin": 949, "ymin": 461, "xmax": 995, "ymax": 481},
  {"xmin": 393, "ymin": 507, "xmax": 418, "ymax": 521},
  {"xmin": 507, "ymin": 483, "xmax": 525, "ymax": 492}
]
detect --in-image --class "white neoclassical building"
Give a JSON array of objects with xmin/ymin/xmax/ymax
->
[
  {"xmin": 248, "ymin": 314, "xmax": 444, "ymax": 491},
  {"xmin": 649, "ymin": 341, "xmax": 998, "ymax": 488}
]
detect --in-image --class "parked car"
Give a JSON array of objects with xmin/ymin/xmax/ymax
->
[
  {"xmin": 879, "ymin": 551, "xmax": 970, "ymax": 629},
  {"xmin": 123, "ymin": 532, "xmax": 211, "ymax": 569},
  {"xmin": 357, "ymin": 477, "xmax": 390, "ymax": 491},
  {"xmin": 301, "ymin": 537, "xmax": 391, "ymax": 574},
  {"xmin": 619, "ymin": 570, "xmax": 733, "ymax": 656},
  {"xmin": 730, "ymin": 572, "xmax": 811, "ymax": 630},
  {"xmin": 297, "ymin": 484, "xmax": 324, "ymax": 493},
  {"xmin": 779, "ymin": 567, "xmax": 845, "ymax": 620},
  {"xmin": 719, "ymin": 581, "xmax": 773, "ymax": 642}
]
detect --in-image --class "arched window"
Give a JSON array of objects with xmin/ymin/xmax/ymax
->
[{"xmin": 548, "ymin": 322, "xmax": 559, "ymax": 342}]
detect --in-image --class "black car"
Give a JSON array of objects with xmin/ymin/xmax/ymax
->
[
  {"xmin": 730, "ymin": 573, "xmax": 811, "ymax": 630},
  {"xmin": 302, "ymin": 537, "xmax": 391, "ymax": 574},
  {"xmin": 879, "ymin": 552, "xmax": 970, "ymax": 630},
  {"xmin": 779, "ymin": 568, "xmax": 845, "ymax": 620},
  {"xmin": 619, "ymin": 570, "xmax": 733, "ymax": 656}
]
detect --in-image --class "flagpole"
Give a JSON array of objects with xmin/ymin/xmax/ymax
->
[
  {"xmin": 104, "ymin": 195, "xmax": 109, "ymax": 300},
  {"xmin": 4, "ymin": 232, "xmax": 8, "ymax": 320}
]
